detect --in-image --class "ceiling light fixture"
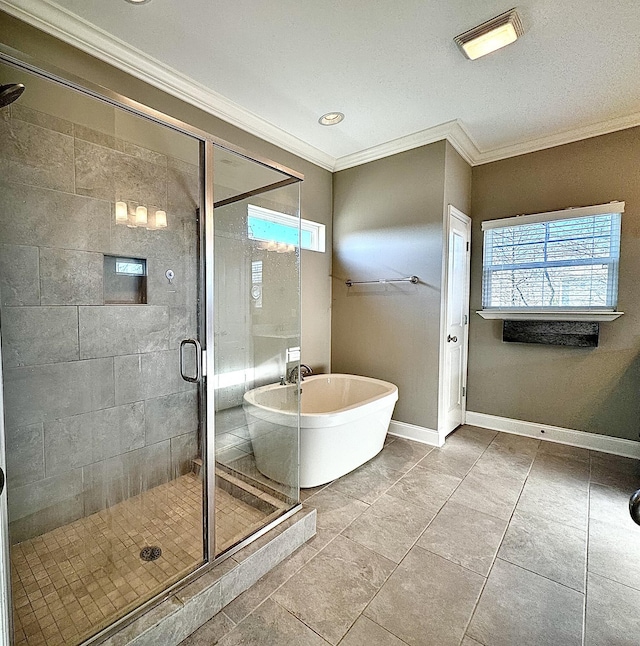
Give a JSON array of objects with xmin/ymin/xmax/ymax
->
[
  {"xmin": 124, "ymin": 0, "xmax": 152, "ymax": 4},
  {"xmin": 454, "ymin": 8, "xmax": 523, "ymax": 60},
  {"xmin": 318, "ymin": 112, "xmax": 345, "ymax": 126}
]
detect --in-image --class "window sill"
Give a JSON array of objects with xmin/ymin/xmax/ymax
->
[{"xmin": 476, "ymin": 310, "xmax": 624, "ymax": 322}]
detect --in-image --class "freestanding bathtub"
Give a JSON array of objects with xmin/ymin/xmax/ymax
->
[{"xmin": 243, "ymin": 374, "xmax": 398, "ymax": 488}]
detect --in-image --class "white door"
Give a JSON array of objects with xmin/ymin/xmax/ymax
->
[{"xmin": 440, "ymin": 205, "xmax": 471, "ymax": 438}]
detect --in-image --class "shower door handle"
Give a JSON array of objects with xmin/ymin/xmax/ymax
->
[
  {"xmin": 0, "ymin": 467, "xmax": 4, "ymax": 496},
  {"xmin": 180, "ymin": 339, "xmax": 202, "ymax": 383}
]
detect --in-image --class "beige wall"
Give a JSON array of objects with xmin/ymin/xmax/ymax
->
[
  {"xmin": 444, "ymin": 141, "xmax": 472, "ymax": 216},
  {"xmin": 333, "ymin": 141, "xmax": 448, "ymax": 429},
  {"xmin": 469, "ymin": 127, "xmax": 640, "ymax": 440},
  {"xmin": 0, "ymin": 11, "xmax": 333, "ymax": 371}
]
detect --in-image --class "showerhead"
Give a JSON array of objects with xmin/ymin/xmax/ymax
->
[{"xmin": 0, "ymin": 83, "xmax": 25, "ymax": 108}]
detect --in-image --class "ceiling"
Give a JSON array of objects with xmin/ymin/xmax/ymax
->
[{"xmin": 2, "ymin": 0, "xmax": 639, "ymax": 170}]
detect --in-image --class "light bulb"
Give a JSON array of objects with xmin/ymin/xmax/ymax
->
[
  {"xmin": 135, "ymin": 205, "xmax": 148, "ymax": 226},
  {"xmin": 115, "ymin": 201, "xmax": 128, "ymax": 223},
  {"xmin": 154, "ymin": 210, "xmax": 167, "ymax": 228},
  {"xmin": 318, "ymin": 112, "xmax": 345, "ymax": 126}
]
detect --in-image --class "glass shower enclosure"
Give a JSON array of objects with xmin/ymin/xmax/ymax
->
[{"xmin": 0, "ymin": 51, "xmax": 302, "ymax": 646}]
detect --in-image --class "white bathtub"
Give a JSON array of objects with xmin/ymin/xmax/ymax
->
[{"xmin": 243, "ymin": 374, "xmax": 398, "ymax": 488}]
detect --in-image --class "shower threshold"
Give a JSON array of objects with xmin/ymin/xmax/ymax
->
[{"xmin": 10, "ymin": 470, "xmax": 288, "ymax": 646}]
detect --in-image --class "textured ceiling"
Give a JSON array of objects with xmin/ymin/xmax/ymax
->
[{"xmin": 7, "ymin": 0, "xmax": 640, "ymax": 166}]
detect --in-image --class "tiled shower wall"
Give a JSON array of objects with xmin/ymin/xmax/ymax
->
[{"xmin": 0, "ymin": 100, "xmax": 201, "ymax": 543}]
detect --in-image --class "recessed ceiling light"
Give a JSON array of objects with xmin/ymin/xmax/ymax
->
[
  {"xmin": 318, "ymin": 112, "xmax": 345, "ymax": 126},
  {"xmin": 454, "ymin": 8, "xmax": 523, "ymax": 60},
  {"xmin": 124, "ymin": 0, "xmax": 152, "ymax": 4}
]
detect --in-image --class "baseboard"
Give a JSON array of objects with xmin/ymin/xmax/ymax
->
[
  {"xmin": 389, "ymin": 420, "xmax": 443, "ymax": 447},
  {"xmin": 466, "ymin": 411, "xmax": 640, "ymax": 460}
]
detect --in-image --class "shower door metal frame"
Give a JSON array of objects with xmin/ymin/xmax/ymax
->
[
  {"xmin": 0, "ymin": 45, "xmax": 303, "ymax": 646},
  {"xmin": 0, "ymin": 344, "xmax": 11, "ymax": 646}
]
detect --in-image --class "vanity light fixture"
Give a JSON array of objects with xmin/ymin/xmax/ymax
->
[
  {"xmin": 318, "ymin": 112, "xmax": 345, "ymax": 126},
  {"xmin": 256, "ymin": 240, "xmax": 295, "ymax": 253},
  {"xmin": 454, "ymin": 8, "xmax": 523, "ymax": 60},
  {"xmin": 114, "ymin": 201, "xmax": 168, "ymax": 230}
]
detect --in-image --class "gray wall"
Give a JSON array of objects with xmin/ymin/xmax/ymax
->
[
  {"xmin": 468, "ymin": 126, "xmax": 640, "ymax": 440},
  {"xmin": 0, "ymin": 90, "xmax": 200, "ymax": 542},
  {"xmin": 332, "ymin": 142, "xmax": 444, "ymax": 429},
  {"xmin": 0, "ymin": 10, "xmax": 333, "ymax": 373}
]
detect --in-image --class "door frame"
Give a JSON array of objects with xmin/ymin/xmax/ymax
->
[{"xmin": 437, "ymin": 204, "xmax": 472, "ymax": 444}]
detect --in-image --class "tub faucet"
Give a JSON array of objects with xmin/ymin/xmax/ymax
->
[{"xmin": 286, "ymin": 364, "xmax": 313, "ymax": 384}]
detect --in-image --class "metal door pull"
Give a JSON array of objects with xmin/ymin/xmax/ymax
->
[
  {"xmin": 180, "ymin": 339, "xmax": 202, "ymax": 383},
  {"xmin": 447, "ymin": 335, "xmax": 458, "ymax": 343}
]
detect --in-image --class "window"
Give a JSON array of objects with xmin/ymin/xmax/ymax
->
[
  {"xmin": 247, "ymin": 204, "xmax": 325, "ymax": 252},
  {"xmin": 481, "ymin": 202, "xmax": 624, "ymax": 316},
  {"xmin": 115, "ymin": 257, "xmax": 146, "ymax": 276}
]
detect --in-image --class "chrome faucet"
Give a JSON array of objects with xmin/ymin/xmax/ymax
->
[{"xmin": 286, "ymin": 364, "xmax": 313, "ymax": 384}]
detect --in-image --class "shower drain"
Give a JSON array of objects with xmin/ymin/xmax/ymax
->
[{"xmin": 140, "ymin": 546, "xmax": 162, "ymax": 562}]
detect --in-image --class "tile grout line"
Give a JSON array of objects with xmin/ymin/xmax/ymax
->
[
  {"xmin": 464, "ymin": 441, "xmax": 598, "ymax": 645},
  {"xmin": 334, "ymin": 432, "xmax": 501, "ymax": 575},
  {"xmin": 230, "ymin": 532, "xmax": 357, "ymax": 645},
  {"xmin": 225, "ymin": 541, "xmax": 326, "ymax": 626},
  {"xmin": 457, "ymin": 434, "xmax": 542, "ymax": 645},
  {"xmin": 296, "ymin": 440, "xmax": 447, "ymax": 645},
  {"xmin": 270, "ymin": 597, "xmax": 333, "ymax": 644},
  {"xmin": 341, "ymin": 431, "xmax": 503, "ymax": 646}
]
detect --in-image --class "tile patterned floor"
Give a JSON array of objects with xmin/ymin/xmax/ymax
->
[
  {"xmin": 11, "ymin": 472, "xmax": 280, "ymax": 646},
  {"xmin": 179, "ymin": 426, "xmax": 640, "ymax": 646}
]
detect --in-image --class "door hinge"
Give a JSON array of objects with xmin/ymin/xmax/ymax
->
[
  {"xmin": 462, "ymin": 386, "xmax": 466, "ymax": 397},
  {"xmin": 466, "ymin": 241, "xmax": 469, "ymax": 252}
]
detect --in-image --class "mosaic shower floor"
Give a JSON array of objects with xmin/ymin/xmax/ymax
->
[{"xmin": 11, "ymin": 472, "xmax": 283, "ymax": 646}]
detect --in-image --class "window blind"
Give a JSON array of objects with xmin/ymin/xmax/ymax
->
[{"xmin": 482, "ymin": 207, "xmax": 623, "ymax": 310}]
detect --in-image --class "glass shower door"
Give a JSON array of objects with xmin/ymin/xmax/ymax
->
[
  {"xmin": 213, "ymin": 146, "xmax": 301, "ymax": 556},
  {"xmin": 0, "ymin": 62, "xmax": 206, "ymax": 645}
]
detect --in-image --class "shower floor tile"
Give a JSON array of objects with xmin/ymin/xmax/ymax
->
[{"xmin": 11, "ymin": 472, "xmax": 281, "ymax": 646}]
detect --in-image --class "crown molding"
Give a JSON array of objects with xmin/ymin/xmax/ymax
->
[
  {"xmin": 2, "ymin": 0, "xmax": 640, "ymax": 174},
  {"xmin": 472, "ymin": 111, "xmax": 640, "ymax": 165},
  {"xmin": 333, "ymin": 120, "xmax": 480, "ymax": 172},
  {"xmin": 0, "ymin": 0, "xmax": 336, "ymax": 171}
]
